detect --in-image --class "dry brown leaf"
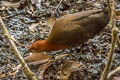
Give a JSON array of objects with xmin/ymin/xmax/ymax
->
[
  {"xmin": 39, "ymin": 61, "xmax": 53, "ymax": 80},
  {"xmin": 116, "ymin": 9, "xmax": 120, "ymax": 16},
  {"xmin": 39, "ymin": 70, "xmax": 45, "ymax": 80},
  {"xmin": 8, "ymin": 65, "xmax": 21, "ymax": 77},
  {"xmin": 38, "ymin": 54, "xmax": 69, "ymax": 79},
  {"xmin": 24, "ymin": 53, "xmax": 52, "ymax": 65},
  {"xmin": 113, "ymin": 76, "xmax": 120, "ymax": 80},
  {"xmin": 57, "ymin": 60, "xmax": 80, "ymax": 80},
  {"xmin": 55, "ymin": 54, "xmax": 69, "ymax": 61},
  {"xmin": 12, "ymin": 64, "xmax": 21, "ymax": 71},
  {"xmin": 0, "ymin": 65, "xmax": 21, "ymax": 79},
  {"xmin": 1, "ymin": 1, "xmax": 21, "ymax": 8},
  {"xmin": 8, "ymin": 70, "xmax": 18, "ymax": 77},
  {"xmin": 0, "ymin": 73, "xmax": 6, "ymax": 79},
  {"xmin": 28, "ymin": 22, "xmax": 40, "ymax": 32},
  {"xmin": 116, "ymin": 16, "xmax": 120, "ymax": 20}
]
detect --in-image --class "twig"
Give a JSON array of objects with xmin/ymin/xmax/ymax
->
[
  {"xmin": 100, "ymin": 27, "xmax": 118, "ymax": 80},
  {"xmin": 108, "ymin": 0, "xmax": 116, "ymax": 28},
  {"xmin": 0, "ymin": 16, "xmax": 37, "ymax": 80},
  {"xmin": 54, "ymin": 0, "xmax": 63, "ymax": 14},
  {"xmin": 107, "ymin": 0, "xmax": 112, "ymax": 16},
  {"xmin": 117, "ymin": 34, "xmax": 120, "ymax": 50},
  {"xmin": 99, "ymin": 0, "xmax": 119, "ymax": 80},
  {"xmin": 2, "ymin": 10, "xmax": 25, "ymax": 19},
  {"xmin": 107, "ymin": 66, "xmax": 120, "ymax": 78}
]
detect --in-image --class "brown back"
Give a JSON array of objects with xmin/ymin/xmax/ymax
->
[{"xmin": 47, "ymin": 9, "xmax": 109, "ymax": 46}]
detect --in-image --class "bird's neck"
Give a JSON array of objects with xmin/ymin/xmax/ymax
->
[{"xmin": 42, "ymin": 40, "xmax": 69, "ymax": 52}]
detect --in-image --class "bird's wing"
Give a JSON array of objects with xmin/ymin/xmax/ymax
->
[
  {"xmin": 58, "ymin": 9, "xmax": 103, "ymax": 22},
  {"xmin": 47, "ymin": 9, "xmax": 108, "ymax": 45}
]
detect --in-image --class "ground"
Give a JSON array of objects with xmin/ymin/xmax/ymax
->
[{"xmin": 0, "ymin": 0, "xmax": 120, "ymax": 80}]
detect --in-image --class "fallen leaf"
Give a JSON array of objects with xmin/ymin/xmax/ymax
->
[
  {"xmin": 57, "ymin": 60, "xmax": 80, "ymax": 80},
  {"xmin": 39, "ymin": 61, "xmax": 53, "ymax": 80},
  {"xmin": 24, "ymin": 53, "xmax": 52, "ymax": 65},
  {"xmin": 116, "ymin": 9, "xmax": 120, "ymax": 16},
  {"xmin": 28, "ymin": 22, "xmax": 40, "ymax": 32},
  {"xmin": 1, "ymin": 1, "xmax": 21, "ymax": 8},
  {"xmin": 116, "ymin": 16, "xmax": 120, "ymax": 20},
  {"xmin": 8, "ymin": 70, "xmax": 18, "ymax": 77},
  {"xmin": 113, "ymin": 76, "xmax": 120, "ymax": 80},
  {"xmin": 55, "ymin": 54, "xmax": 69, "ymax": 61},
  {"xmin": 0, "ymin": 65, "xmax": 21, "ymax": 79},
  {"xmin": 0, "ymin": 73, "xmax": 6, "ymax": 78},
  {"xmin": 12, "ymin": 64, "xmax": 21, "ymax": 71},
  {"xmin": 8, "ymin": 65, "xmax": 21, "ymax": 78}
]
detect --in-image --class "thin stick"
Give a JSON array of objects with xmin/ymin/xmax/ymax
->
[
  {"xmin": 0, "ymin": 16, "xmax": 37, "ymax": 80},
  {"xmin": 54, "ymin": 0, "xmax": 63, "ymax": 14},
  {"xmin": 107, "ymin": 66, "xmax": 120, "ymax": 78},
  {"xmin": 100, "ymin": 27, "xmax": 118, "ymax": 80},
  {"xmin": 100, "ymin": 0, "xmax": 119, "ymax": 80},
  {"xmin": 109, "ymin": 0, "xmax": 116, "ymax": 28},
  {"xmin": 107, "ymin": 0, "xmax": 112, "ymax": 16},
  {"xmin": 117, "ymin": 34, "xmax": 120, "ymax": 50}
]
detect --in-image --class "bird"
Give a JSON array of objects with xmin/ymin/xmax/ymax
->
[{"xmin": 28, "ymin": 9, "xmax": 110, "ymax": 53}]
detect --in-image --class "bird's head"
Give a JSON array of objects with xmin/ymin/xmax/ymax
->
[
  {"xmin": 28, "ymin": 40, "xmax": 47, "ymax": 53},
  {"xmin": 25, "ymin": 39, "xmax": 69, "ymax": 53}
]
